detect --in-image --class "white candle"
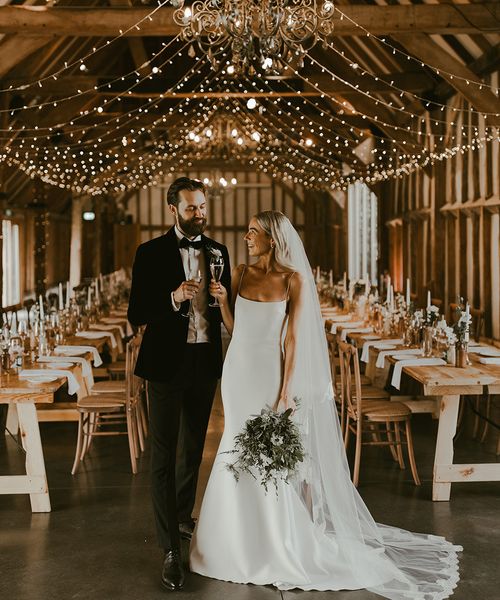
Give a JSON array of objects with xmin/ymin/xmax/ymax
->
[
  {"xmin": 365, "ymin": 272, "xmax": 370, "ymax": 296},
  {"xmin": 315, "ymin": 266, "xmax": 320, "ymax": 283},
  {"xmin": 95, "ymin": 279, "xmax": 100, "ymax": 302},
  {"xmin": 39, "ymin": 294, "xmax": 45, "ymax": 320},
  {"xmin": 11, "ymin": 312, "xmax": 17, "ymax": 335},
  {"xmin": 328, "ymin": 269, "xmax": 333, "ymax": 287},
  {"xmin": 389, "ymin": 285, "xmax": 394, "ymax": 311},
  {"xmin": 427, "ymin": 290, "xmax": 431, "ymax": 310},
  {"xmin": 58, "ymin": 283, "xmax": 64, "ymax": 311},
  {"xmin": 66, "ymin": 281, "xmax": 71, "ymax": 309},
  {"xmin": 406, "ymin": 278, "xmax": 410, "ymax": 306},
  {"xmin": 343, "ymin": 271, "xmax": 347, "ymax": 289},
  {"xmin": 87, "ymin": 285, "xmax": 92, "ymax": 308},
  {"xmin": 465, "ymin": 303, "xmax": 470, "ymax": 342},
  {"xmin": 386, "ymin": 276, "xmax": 391, "ymax": 303}
]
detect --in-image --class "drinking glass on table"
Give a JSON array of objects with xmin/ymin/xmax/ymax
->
[
  {"xmin": 181, "ymin": 268, "xmax": 202, "ymax": 318},
  {"xmin": 209, "ymin": 256, "xmax": 224, "ymax": 307}
]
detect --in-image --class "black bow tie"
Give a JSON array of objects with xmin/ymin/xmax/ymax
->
[{"xmin": 179, "ymin": 237, "xmax": 204, "ymax": 250}]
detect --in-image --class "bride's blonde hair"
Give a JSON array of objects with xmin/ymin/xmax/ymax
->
[{"xmin": 254, "ymin": 210, "xmax": 295, "ymax": 270}]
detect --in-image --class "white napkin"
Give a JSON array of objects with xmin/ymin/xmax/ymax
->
[
  {"xmin": 373, "ymin": 339, "xmax": 404, "ymax": 349},
  {"xmin": 91, "ymin": 323, "xmax": 125, "ymax": 338},
  {"xmin": 478, "ymin": 357, "xmax": 500, "ymax": 365},
  {"xmin": 331, "ymin": 320, "xmax": 364, "ymax": 334},
  {"xmin": 325, "ymin": 314, "xmax": 351, "ymax": 322},
  {"xmin": 101, "ymin": 317, "xmax": 133, "ymax": 336},
  {"xmin": 19, "ymin": 368, "xmax": 80, "ymax": 396},
  {"xmin": 376, "ymin": 347, "xmax": 422, "ymax": 369},
  {"xmin": 340, "ymin": 327, "xmax": 373, "ymax": 342},
  {"xmin": 391, "ymin": 358, "xmax": 446, "ymax": 390},
  {"xmin": 361, "ymin": 339, "xmax": 390, "ymax": 363},
  {"xmin": 467, "ymin": 345, "xmax": 486, "ymax": 354},
  {"xmin": 38, "ymin": 355, "xmax": 94, "ymax": 388},
  {"xmin": 76, "ymin": 330, "xmax": 117, "ymax": 348},
  {"xmin": 54, "ymin": 345, "xmax": 103, "ymax": 367}
]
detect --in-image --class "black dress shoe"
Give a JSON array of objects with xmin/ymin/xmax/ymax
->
[
  {"xmin": 161, "ymin": 549, "xmax": 185, "ymax": 591},
  {"xmin": 179, "ymin": 520, "xmax": 195, "ymax": 541}
]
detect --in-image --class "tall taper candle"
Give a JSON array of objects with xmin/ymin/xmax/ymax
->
[
  {"xmin": 328, "ymin": 269, "xmax": 333, "ymax": 287},
  {"xmin": 58, "ymin": 283, "xmax": 64, "ymax": 311},
  {"xmin": 66, "ymin": 281, "xmax": 70, "ymax": 309},
  {"xmin": 406, "ymin": 278, "xmax": 410, "ymax": 306},
  {"xmin": 427, "ymin": 290, "xmax": 431, "ymax": 309},
  {"xmin": 343, "ymin": 271, "xmax": 347, "ymax": 289},
  {"xmin": 87, "ymin": 285, "xmax": 91, "ymax": 308},
  {"xmin": 386, "ymin": 276, "xmax": 391, "ymax": 303},
  {"xmin": 39, "ymin": 294, "xmax": 44, "ymax": 320},
  {"xmin": 465, "ymin": 302, "xmax": 470, "ymax": 342},
  {"xmin": 365, "ymin": 272, "xmax": 370, "ymax": 297}
]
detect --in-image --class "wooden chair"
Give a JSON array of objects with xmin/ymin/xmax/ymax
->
[
  {"xmin": 338, "ymin": 341, "xmax": 420, "ymax": 487},
  {"xmin": 71, "ymin": 336, "xmax": 143, "ymax": 475},
  {"xmin": 326, "ymin": 332, "xmax": 377, "ymax": 434}
]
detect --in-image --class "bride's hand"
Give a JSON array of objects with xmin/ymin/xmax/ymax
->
[
  {"xmin": 274, "ymin": 392, "xmax": 296, "ymax": 414},
  {"xmin": 209, "ymin": 280, "xmax": 228, "ymax": 305}
]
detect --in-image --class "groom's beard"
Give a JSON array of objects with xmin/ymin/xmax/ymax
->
[{"xmin": 177, "ymin": 214, "xmax": 207, "ymax": 237}]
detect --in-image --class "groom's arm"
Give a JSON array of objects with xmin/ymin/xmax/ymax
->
[{"xmin": 127, "ymin": 244, "xmax": 176, "ymax": 326}]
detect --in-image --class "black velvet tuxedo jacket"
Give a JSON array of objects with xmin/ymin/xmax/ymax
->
[{"xmin": 127, "ymin": 227, "xmax": 231, "ymax": 382}]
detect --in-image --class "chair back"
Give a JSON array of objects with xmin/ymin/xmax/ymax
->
[
  {"xmin": 125, "ymin": 334, "xmax": 143, "ymax": 407},
  {"xmin": 338, "ymin": 341, "xmax": 363, "ymax": 423}
]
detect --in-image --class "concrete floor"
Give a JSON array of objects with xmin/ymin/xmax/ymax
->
[{"xmin": 1, "ymin": 395, "xmax": 499, "ymax": 600}]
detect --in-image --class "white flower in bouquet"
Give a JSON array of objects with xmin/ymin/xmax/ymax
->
[{"xmin": 224, "ymin": 402, "xmax": 305, "ymax": 494}]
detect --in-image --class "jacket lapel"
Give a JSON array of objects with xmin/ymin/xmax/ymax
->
[{"xmin": 165, "ymin": 227, "xmax": 186, "ymax": 282}]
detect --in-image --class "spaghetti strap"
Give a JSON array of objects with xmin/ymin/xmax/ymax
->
[
  {"xmin": 285, "ymin": 272, "xmax": 295, "ymax": 300},
  {"xmin": 237, "ymin": 265, "xmax": 246, "ymax": 295}
]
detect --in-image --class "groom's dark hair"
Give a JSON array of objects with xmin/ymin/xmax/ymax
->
[{"xmin": 167, "ymin": 177, "xmax": 206, "ymax": 207}]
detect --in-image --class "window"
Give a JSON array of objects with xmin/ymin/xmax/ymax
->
[
  {"xmin": 347, "ymin": 182, "xmax": 378, "ymax": 282},
  {"xmin": 2, "ymin": 220, "xmax": 21, "ymax": 307}
]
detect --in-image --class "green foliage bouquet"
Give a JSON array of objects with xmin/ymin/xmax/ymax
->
[{"xmin": 224, "ymin": 403, "xmax": 305, "ymax": 494}]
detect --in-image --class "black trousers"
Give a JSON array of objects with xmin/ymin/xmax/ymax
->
[{"xmin": 148, "ymin": 343, "xmax": 218, "ymax": 552}]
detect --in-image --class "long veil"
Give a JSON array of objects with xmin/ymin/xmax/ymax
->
[{"xmin": 280, "ymin": 218, "xmax": 461, "ymax": 599}]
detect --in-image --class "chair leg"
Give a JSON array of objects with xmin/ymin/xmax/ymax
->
[
  {"xmin": 353, "ymin": 419, "xmax": 362, "ymax": 487},
  {"xmin": 80, "ymin": 414, "xmax": 91, "ymax": 460},
  {"xmin": 139, "ymin": 396, "xmax": 148, "ymax": 438},
  {"xmin": 394, "ymin": 422, "xmax": 406, "ymax": 469},
  {"xmin": 344, "ymin": 416, "xmax": 351, "ymax": 449},
  {"xmin": 135, "ymin": 405, "xmax": 145, "ymax": 453},
  {"xmin": 71, "ymin": 413, "xmax": 84, "ymax": 475},
  {"xmin": 479, "ymin": 395, "xmax": 491, "ymax": 443},
  {"xmin": 126, "ymin": 409, "xmax": 138, "ymax": 474},
  {"xmin": 472, "ymin": 396, "xmax": 481, "ymax": 438},
  {"xmin": 385, "ymin": 422, "xmax": 400, "ymax": 463},
  {"xmin": 405, "ymin": 419, "xmax": 421, "ymax": 486}
]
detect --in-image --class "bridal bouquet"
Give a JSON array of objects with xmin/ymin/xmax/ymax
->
[{"xmin": 224, "ymin": 403, "xmax": 305, "ymax": 494}]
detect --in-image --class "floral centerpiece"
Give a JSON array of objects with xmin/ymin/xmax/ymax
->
[{"xmin": 224, "ymin": 403, "xmax": 305, "ymax": 494}]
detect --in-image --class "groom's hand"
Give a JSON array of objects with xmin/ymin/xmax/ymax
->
[{"xmin": 173, "ymin": 280, "xmax": 200, "ymax": 304}]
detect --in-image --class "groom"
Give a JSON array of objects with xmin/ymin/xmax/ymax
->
[{"xmin": 127, "ymin": 177, "xmax": 231, "ymax": 591}]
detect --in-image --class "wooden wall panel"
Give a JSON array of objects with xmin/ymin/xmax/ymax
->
[{"xmin": 380, "ymin": 72, "xmax": 500, "ymax": 339}]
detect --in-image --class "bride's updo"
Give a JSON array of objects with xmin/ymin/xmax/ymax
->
[{"xmin": 255, "ymin": 210, "xmax": 295, "ymax": 270}]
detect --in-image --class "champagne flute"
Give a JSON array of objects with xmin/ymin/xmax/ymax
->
[
  {"xmin": 209, "ymin": 256, "xmax": 224, "ymax": 308},
  {"xmin": 181, "ymin": 268, "xmax": 202, "ymax": 318}
]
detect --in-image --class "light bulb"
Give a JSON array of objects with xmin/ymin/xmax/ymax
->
[{"xmin": 247, "ymin": 98, "xmax": 257, "ymax": 110}]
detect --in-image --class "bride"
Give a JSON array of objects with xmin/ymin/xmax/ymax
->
[{"xmin": 190, "ymin": 210, "xmax": 461, "ymax": 598}]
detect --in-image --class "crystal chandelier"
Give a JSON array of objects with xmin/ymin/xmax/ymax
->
[
  {"xmin": 202, "ymin": 170, "xmax": 238, "ymax": 201},
  {"xmin": 184, "ymin": 113, "xmax": 261, "ymax": 160},
  {"xmin": 171, "ymin": 0, "xmax": 335, "ymax": 76}
]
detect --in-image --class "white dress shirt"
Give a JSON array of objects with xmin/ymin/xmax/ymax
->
[{"xmin": 171, "ymin": 226, "xmax": 211, "ymax": 344}]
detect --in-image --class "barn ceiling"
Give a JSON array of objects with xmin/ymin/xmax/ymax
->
[{"xmin": 0, "ymin": 0, "xmax": 499, "ymax": 209}]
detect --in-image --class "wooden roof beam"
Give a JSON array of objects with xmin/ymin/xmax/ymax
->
[
  {"xmin": 393, "ymin": 34, "xmax": 500, "ymax": 127},
  {"xmin": 0, "ymin": 4, "xmax": 498, "ymax": 37},
  {"xmin": 2, "ymin": 71, "xmax": 435, "ymax": 98}
]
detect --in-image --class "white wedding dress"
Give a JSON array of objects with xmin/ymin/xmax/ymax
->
[{"xmin": 190, "ymin": 292, "xmax": 461, "ymax": 598}]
